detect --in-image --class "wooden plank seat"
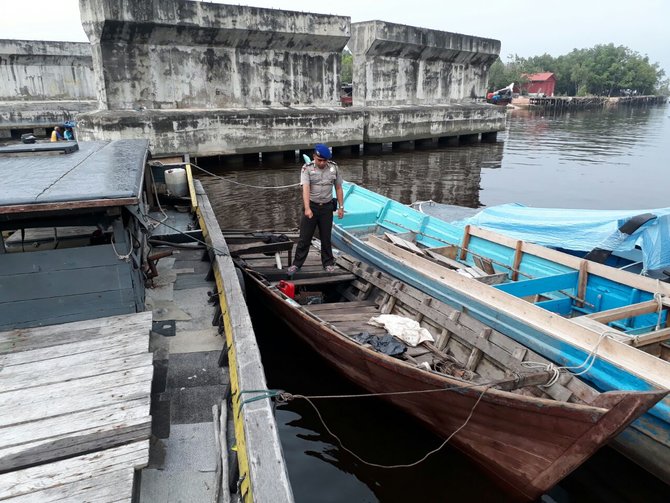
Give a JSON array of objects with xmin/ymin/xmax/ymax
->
[
  {"xmin": 281, "ymin": 273, "xmax": 356, "ymax": 287},
  {"xmin": 228, "ymin": 240, "xmax": 294, "ymax": 257}
]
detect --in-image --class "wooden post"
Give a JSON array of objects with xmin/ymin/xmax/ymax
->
[
  {"xmin": 459, "ymin": 225, "xmax": 471, "ymax": 261},
  {"xmin": 511, "ymin": 241, "xmax": 523, "ymax": 281},
  {"xmin": 577, "ymin": 261, "xmax": 588, "ymax": 308}
]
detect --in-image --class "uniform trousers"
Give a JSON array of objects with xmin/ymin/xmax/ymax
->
[{"xmin": 292, "ymin": 201, "xmax": 335, "ymax": 268}]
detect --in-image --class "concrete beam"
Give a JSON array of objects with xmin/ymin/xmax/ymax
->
[
  {"xmin": 77, "ymin": 107, "xmax": 366, "ymax": 157},
  {"xmin": 350, "ymin": 21, "xmax": 500, "ymax": 106},
  {"xmin": 79, "ymin": 0, "xmax": 350, "ymax": 110},
  {"xmin": 0, "ymin": 100, "xmax": 98, "ymax": 129},
  {"xmin": 77, "ymin": 103, "xmax": 505, "ymax": 157},
  {"xmin": 0, "ymin": 39, "xmax": 95, "ymax": 101},
  {"xmin": 364, "ymin": 104, "xmax": 505, "ymax": 144}
]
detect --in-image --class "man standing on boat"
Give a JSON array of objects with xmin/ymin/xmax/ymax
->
[{"xmin": 288, "ymin": 143, "xmax": 344, "ymax": 276}]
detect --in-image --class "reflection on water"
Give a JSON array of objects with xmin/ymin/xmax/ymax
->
[
  {"xmin": 200, "ymin": 103, "xmax": 670, "ymax": 502},
  {"xmin": 200, "ymin": 103, "xmax": 669, "ymax": 231},
  {"xmin": 484, "ymin": 104, "xmax": 670, "ymax": 209},
  {"xmin": 199, "ymin": 143, "xmax": 504, "ymax": 230}
]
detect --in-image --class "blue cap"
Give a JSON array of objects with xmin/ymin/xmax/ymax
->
[{"xmin": 314, "ymin": 143, "xmax": 332, "ymax": 160}]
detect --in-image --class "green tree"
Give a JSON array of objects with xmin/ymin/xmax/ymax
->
[
  {"xmin": 341, "ymin": 49, "xmax": 353, "ymax": 84},
  {"xmin": 489, "ymin": 44, "xmax": 667, "ymax": 96},
  {"xmin": 487, "ymin": 56, "xmax": 529, "ymax": 92}
]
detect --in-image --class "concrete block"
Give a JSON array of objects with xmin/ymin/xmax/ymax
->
[
  {"xmin": 0, "ymin": 40, "xmax": 95, "ymax": 101},
  {"xmin": 77, "ymin": 107, "xmax": 366, "ymax": 157},
  {"xmin": 350, "ymin": 21, "xmax": 500, "ymax": 106},
  {"xmin": 80, "ymin": 0, "xmax": 350, "ymax": 110}
]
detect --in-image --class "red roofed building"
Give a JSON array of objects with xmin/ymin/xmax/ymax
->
[{"xmin": 520, "ymin": 72, "xmax": 556, "ymax": 97}]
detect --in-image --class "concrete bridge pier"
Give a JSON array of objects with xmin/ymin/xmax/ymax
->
[
  {"xmin": 438, "ymin": 136, "xmax": 460, "ymax": 147},
  {"xmin": 363, "ymin": 143, "xmax": 384, "ymax": 154},
  {"xmin": 392, "ymin": 140, "xmax": 414, "ymax": 151},
  {"xmin": 74, "ymin": 0, "xmax": 504, "ymax": 157},
  {"xmin": 460, "ymin": 134, "xmax": 480, "ymax": 145},
  {"xmin": 0, "ymin": 39, "xmax": 97, "ymax": 137},
  {"xmin": 332, "ymin": 145, "xmax": 360, "ymax": 157},
  {"xmin": 415, "ymin": 138, "xmax": 437, "ymax": 149}
]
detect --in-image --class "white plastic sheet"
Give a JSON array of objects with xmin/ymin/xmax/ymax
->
[{"xmin": 368, "ymin": 314, "xmax": 434, "ymax": 347}]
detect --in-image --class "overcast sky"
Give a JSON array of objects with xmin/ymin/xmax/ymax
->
[{"xmin": 2, "ymin": 0, "xmax": 668, "ymax": 75}]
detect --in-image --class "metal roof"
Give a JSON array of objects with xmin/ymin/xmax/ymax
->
[
  {"xmin": 0, "ymin": 139, "xmax": 148, "ymax": 212},
  {"xmin": 525, "ymin": 72, "xmax": 555, "ymax": 82}
]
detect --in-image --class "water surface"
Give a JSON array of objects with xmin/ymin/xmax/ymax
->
[{"xmin": 200, "ymin": 102, "xmax": 670, "ymax": 502}]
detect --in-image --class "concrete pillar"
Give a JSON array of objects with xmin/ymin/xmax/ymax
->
[
  {"xmin": 438, "ymin": 136, "xmax": 459, "ymax": 147},
  {"xmin": 481, "ymin": 131, "xmax": 498, "ymax": 143},
  {"xmin": 262, "ymin": 151, "xmax": 286, "ymax": 164},
  {"xmin": 221, "ymin": 155, "xmax": 245, "ymax": 167},
  {"xmin": 459, "ymin": 134, "xmax": 480, "ymax": 145},
  {"xmin": 392, "ymin": 140, "xmax": 414, "ymax": 151},
  {"xmin": 350, "ymin": 21, "xmax": 500, "ymax": 106},
  {"xmin": 243, "ymin": 153, "xmax": 261, "ymax": 164},
  {"xmin": 332, "ymin": 145, "xmax": 356, "ymax": 157},
  {"xmin": 363, "ymin": 142, "xmax": 383, "ymax": 154},
  {"xmin": 79, "ymin": 0, "xmax": 350, "ymax": 110},
  {"xmin": 415, "ymin": 138, "xmax": 436, "ymax": 149}
]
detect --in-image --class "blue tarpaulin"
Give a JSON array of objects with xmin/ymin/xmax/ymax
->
[{"xmin": 449, "ymin": 204, "xmax": 670, "ymax": 273}]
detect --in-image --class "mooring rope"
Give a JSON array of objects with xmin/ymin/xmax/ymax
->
[
  {"xmin": 150, "ymin": 160, "xmax": 301, "ymax": 190},
  {"xmin": 520, "ymin": 330, "xmax": 614, "ymax": 384},
  {"xmin": 234, "ymin": 382, "xmax": 509, "ymax": 469}
]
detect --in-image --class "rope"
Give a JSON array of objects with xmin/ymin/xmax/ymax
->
[
  {"xmin": 234, "ymin": 379, "xmax": 541, "ymax": 469},
  {"xmin": 520, "ymin": 329, "xmax": 615, "ymax": 385},
  {"xmin": 111, "ymin": 228, "xmax": 133, "ymax": 261},
  {"xmin": 278, "ymin": 386, "xmax": 490, "ymax": 469},
  {"xmin": 412, "ymin": 200, "xmax": 436, "ymax": 214},
  {"xmin": 520, "ymin": 361, "xmax": 562, "ymax": 387},
  {"xmin": 150, "ymin": 160, "xmax": 301, "ymax": 190},
  {"xmin": 137, "ymin": 208, "xmax": 230, "ymax": 256},
  {"xmin": 654, "ymin": 284, "xmax": 664, "ymax": 331}
]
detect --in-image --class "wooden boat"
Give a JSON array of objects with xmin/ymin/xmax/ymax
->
[
  {"xmin": 331, "ymin": 181, "xmax": 670, "ymax": 483},
  {"xmin": 232, "ymin": 243, "xmax": 667, "ymax": 501},
  {"xmin": 411, "ymin": 200, "xmax": 670, "ymax": 277}
]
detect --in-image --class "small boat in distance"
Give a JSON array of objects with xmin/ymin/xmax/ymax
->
[
  {"xmin": 231, "ymin": 240, "xmax": 666, "ymax": 501},
  {"xmin": 331, "ymin": 181, "xmax": 670, "ymax": 484}
]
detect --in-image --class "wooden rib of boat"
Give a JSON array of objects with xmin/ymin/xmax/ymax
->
[
  {"xmin": 331, "ymin": 181, "xmax": 670, "ymax": 484},
  {"xmin": 232, "ymin": 244, "xmax": 667, "ymax": 501}
]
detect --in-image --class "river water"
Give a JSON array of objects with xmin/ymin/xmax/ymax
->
[{"xmin": 200, "ymin": 102, "xmax": 670, "ymax": 502}]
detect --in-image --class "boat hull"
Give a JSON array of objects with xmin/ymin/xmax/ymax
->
[
  {"xmin": 244, "ymin": 273, "xmax": 664, "ymax": 500},
  {"xmin": 332, "ymin": 185, "xmax": 670, "ymax": 485}
]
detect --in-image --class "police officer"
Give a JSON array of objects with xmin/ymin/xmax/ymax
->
[{"xmin": 288, "ymin": 143, "xmax": 344, "ymax": 275}]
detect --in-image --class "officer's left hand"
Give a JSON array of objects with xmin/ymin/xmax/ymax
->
[{"xmin": 337, "ymin": 207, "xmax": 344, "ymax": 219}]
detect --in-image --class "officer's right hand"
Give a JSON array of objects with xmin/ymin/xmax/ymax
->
[{"xmin": 305, "ymin": 208, "xmax": 314, "ymax": 219}]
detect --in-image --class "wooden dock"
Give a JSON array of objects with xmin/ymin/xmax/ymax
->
[
  {"xmin": 514, "ymin": 95, "xmax": 667, "ymax": 111},
  {"xmin": 0, "ymin": 312, "xmax": 153, "ymax": 501}
]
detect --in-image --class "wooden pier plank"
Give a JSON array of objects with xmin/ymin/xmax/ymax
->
[
  {"xmin": 0, "ymin": 313, "xmax": 153, "ymax": 477},
  {"xmin": 0, "ymin": 312, "xmax": 152, "ymax": 354},
  {"xmin": 0, "ymin": 332, "xmax": 148, "ymax": 367},
  {"xmin": 1, "ymin": 352, "xmax": 153, "ymax": 393},
  {"xmin": 0, "ymin": 440, "xmax": 149, "ymax": 500}
]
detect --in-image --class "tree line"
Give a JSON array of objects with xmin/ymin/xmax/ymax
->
[
  {"xmin": 488, "ymin": 44, "xmax": 669, "ymax": 96},
  {"xmin": 339, "ymin": 43, "xmax": 668, "ymax": 97}
]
